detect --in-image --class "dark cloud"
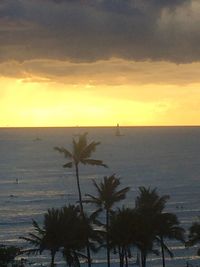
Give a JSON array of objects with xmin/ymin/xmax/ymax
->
[{"xmin": 0, "ymin": 0, "xmax": 199, "ymax": 64}]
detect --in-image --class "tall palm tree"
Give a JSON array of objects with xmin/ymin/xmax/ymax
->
[
  {"xmin": 187, "ymin": 219, "xmax": 200, "ymax": 256},
  {"xmin": 54, "ymin": 132, "xmax": 107, "ymax": 214},
  {"xmin": 85, "ymin": 174, "xmax": 130, "ymax": 267},
  {"xmin": 135, "ymin": 187, "xmax": 169, "ymax": 267},
  {"xmin": 155, "ymin": 212, "xmax": 185, "ymax": 267},
  {"xmin": 55, "ymin": 132, "xmax": 107, "ymax": 266}
]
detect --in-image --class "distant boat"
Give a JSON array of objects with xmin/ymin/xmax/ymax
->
[
  {"xmin": 33, "ymin": 137, "xmax": 42, "ymax": 141},
  {"xmin": 115, "ymin": 124, "xmax": 123, "ymax": 136}
]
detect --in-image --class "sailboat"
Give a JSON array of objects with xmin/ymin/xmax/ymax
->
[{"xmin": 115, "ymin": 123, "xmax": 123, "ymax": 136}]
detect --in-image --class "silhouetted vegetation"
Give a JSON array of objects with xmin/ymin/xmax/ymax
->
[
  {"xmin": 20, "ymin": 205, "xmax": 91, "ymax": 267},
  {"xmin": 134, "ymin": 187, "xmax": 185, "ymax": 267},
  {"xmin": 54, "ymin": 132, "xmax": 107, "ymax": 267},
  {"xmin": 187, "ymin": 219, "xmax": 200, "ymax": 256},
  {"xmin": 155, "ymin": 212, "xmax": 185, "ymax": 267},
  {"xmin": 84, "ymin": 174, "xmax": 130, "ymax": 267},
  {"xmin": 54, "ymin": 132, "xmax": 107, "ymax": 214},
  {"xmin": 17, "ymin": 133, "xmax": 200, "ymax": 266},
  {"xmin": 109, "ymin": 207, "xmax": 136, "ymax": 267},
  {"xmin": 0, "ymin": 245, "xmax": 21, "ymax": 266}
]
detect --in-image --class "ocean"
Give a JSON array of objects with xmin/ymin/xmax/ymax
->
[{"xmin": 0, "ymin": 126, "xmax": 200, "ymax": 267}]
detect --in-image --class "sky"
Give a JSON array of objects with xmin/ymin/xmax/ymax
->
[{"xmin": 0, "ymin": 0, "xmax": 200, "ymax": 127}]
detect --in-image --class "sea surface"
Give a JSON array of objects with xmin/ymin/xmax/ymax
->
[{"xmin": 0, "ymin": 126, "xmax": 200, "ymax": 267}]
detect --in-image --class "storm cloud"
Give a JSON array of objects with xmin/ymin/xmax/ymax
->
[{"xmin": 0, "ymin": 0, "xmax": 199, "ymax": 63}]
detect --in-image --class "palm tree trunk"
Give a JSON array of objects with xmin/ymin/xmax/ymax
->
[
  {"xmin": 119, "ymin": 246, "xmax": 124, "ymax": 267},
  {"xmin": 140, "ymin": 252, "xmax": 143, "ymax": 267},
  {"xmin": 141, "ymin": 251, "xmax": 146, "ymax": 267},
  {"xmin": 121, "ymin": 247, "xmax": 125, "ymax": 267},
  {"xmin": 161, "ymin": 236, "xmax": 165, "ymax": 267},
  {"xmin": 75, "ymin": 163, "xmax": 91, "ymax": 267},
  {"xmin": 106, "ymin": 209, "xmax": 111, "ymax": 267},
  {"xmin": 125, "ymin": 249, "xmax": 128, "ymax": 267},
  {"xmin": 75, "ymin": 163, "xmax": 83, "ymax": 214},
  {"xmin": 50, "ymin": 250, "xmax": 55, "ymax": 267},
  {"xmin": 86, "ymin": 242, "xmax": 92, "ymax": 267}
]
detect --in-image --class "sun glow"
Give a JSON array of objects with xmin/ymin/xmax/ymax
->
[{"xmin": 0, "ymin": 76, "xmax": 200, "ymax": 127}]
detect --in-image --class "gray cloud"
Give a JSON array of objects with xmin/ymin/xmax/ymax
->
[
  {"xmin": 1, "ymin": 59, "xmax": 200, "ymax": 86},
  {"xmin": 0, "ymin": 0, "xmax": 199, "ymax": 64}
]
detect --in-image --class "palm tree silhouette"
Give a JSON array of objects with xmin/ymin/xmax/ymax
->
[
  {"xmin": 85, "ymin": 174, "xmax": 130, "ymax": 267},
  {"xmin": 187, "ymin": 219, "xmax": 200, "ymax": 256},
  {"xmin": 135, "ymin": 187, "xmax": 169, "ymax": 215},
  {"xmin": 20, "ymin": 218, "xmax": 59, "ymax": 267},
  {"xmin": 60, "ymin": 205, "xmax": 91, "ymax": 267},
  {"xmin": 135, "ymin": 187, "xmax": 169, "ymax": 267},
  {"xmin": 55, "ymin": 132, "xmax": 107, "ymax": 266},
  {"xmin": 155, "ymin": 212, "xmax": 185, "ymax": 267},
  {"xmin": 54, "ymin": 132, "xmax": 107, "ymax": 214},
  {"xmin": 109, "ymin": 207, "xmax": 136, "ymax": 267},
  {"xmin": 20, "ymin": 205, "xmax": 90, "ymax": 267}
]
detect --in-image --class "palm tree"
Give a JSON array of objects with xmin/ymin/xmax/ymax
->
[
  {"xmin": 133, "ymin": 212, "xmax": 158, "ymax": 267},
  {"xmin": 135, "ymin": 187, "xmax": 169, "ymax": 267},
  {"xmin": 61, "ymin": 205, "xmax": 103, "ymax": 266},
  {"xmin": 135, "ymin": 187, "xmax": 169, "ymax": 215},
  {"xmin": 60, "ymin": 205, "xmax": 90, "ymax": 266},
  {"xmin": 20, "ymin": 218, "xmax": 59, "ymax": 267},
  {"xmin": 85, "ymin": 174, "xmax": 130, "ymax": 267},
  {"xmin": 20, "ymin": 205, "xmax": 89, "ymax": 267},
  {"xmin": 55, "ymin": 133, "xmax": 107, "ymax": 266},
  {"xmin": 0, "ymin": 245, "xmax": 21, "ymax": 267},
  {"xmin": 187, "ymin": 219, "xmax": 200, "ymax": 256},
  {"xmin": 155, "ymin": 212, "xmax": 185, "ymax": 267},
  {"xmin": 109, "ymin": 207, "xmax": 136, "ymax": 267},
  {"xmin": 54, "ymin": 132, "xmax": 107, "ymax": 214}
]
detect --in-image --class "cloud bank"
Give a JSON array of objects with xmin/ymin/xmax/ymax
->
[
  {"xmin": 1, "ymin": 59, "xmax": 200, "ymax": 86},
  {"xmin": 0, "ymin": 0, "xmax": 199, "ymax": 64}
]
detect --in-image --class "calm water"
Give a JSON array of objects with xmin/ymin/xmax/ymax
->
[{"xmin": 0, "ymin": 126, "xmax": 200, "ymax": 266}]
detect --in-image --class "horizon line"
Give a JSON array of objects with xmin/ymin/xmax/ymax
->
[{"xmin": 0, "ymin": 125, "xmax": 200, "ymax": 129}]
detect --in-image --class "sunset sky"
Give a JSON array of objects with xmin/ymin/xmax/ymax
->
[{"xmin": 0, "ymin": 0, "xmax": 200, "ymax": 127}]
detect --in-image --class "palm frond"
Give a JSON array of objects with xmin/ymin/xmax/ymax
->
[
  {"xmin": 54, "ymin": 146, "xmax": 73, "ymax": 159},
  {"xmin": 81, "ymin": 158, "xmax": 107, "ymax": 167},
  {"xmin": 84, "ymin": 194, "xmax": 102, "ymax": 206},
  {"xmin": 114, "ymin": 187, "xmax": 130, "ymax": 201},
  {"xmin": 32, "ymin": 219, "xmax": 45, "ymax": 235},
  {"xmin": 162, "ymin": 242, "xmax": 174, "ymax": 258},
  {"xmin": 20, "ymin": 234, "xmax": 42, "ymax": 244},
  {"xmin": 92, "ymin": 179, "xmax": 103, "ymax": 196},
  {"xmin": 77, "ymin": 132, "xmax": 88, "ymax": 149},
  {"xmin": 20, "ymin": 248, "xmax": 41, "ymax": 256},
  {"xmin": 80, "ymin": 141, "xmax": 101, "ymax": 158},
  {"xmin": 63, "ymin": 161, "xmax": 73, "ymax": 168}
]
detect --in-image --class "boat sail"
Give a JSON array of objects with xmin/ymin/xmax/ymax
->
[{"xmin": 115, "ymin": 123, "xmax": 122, "ymax": 136}]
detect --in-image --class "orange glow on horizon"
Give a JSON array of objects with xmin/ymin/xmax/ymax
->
[{"xmin": 0, "ymin": 76, "xmax": 200, "ymax": 127}]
